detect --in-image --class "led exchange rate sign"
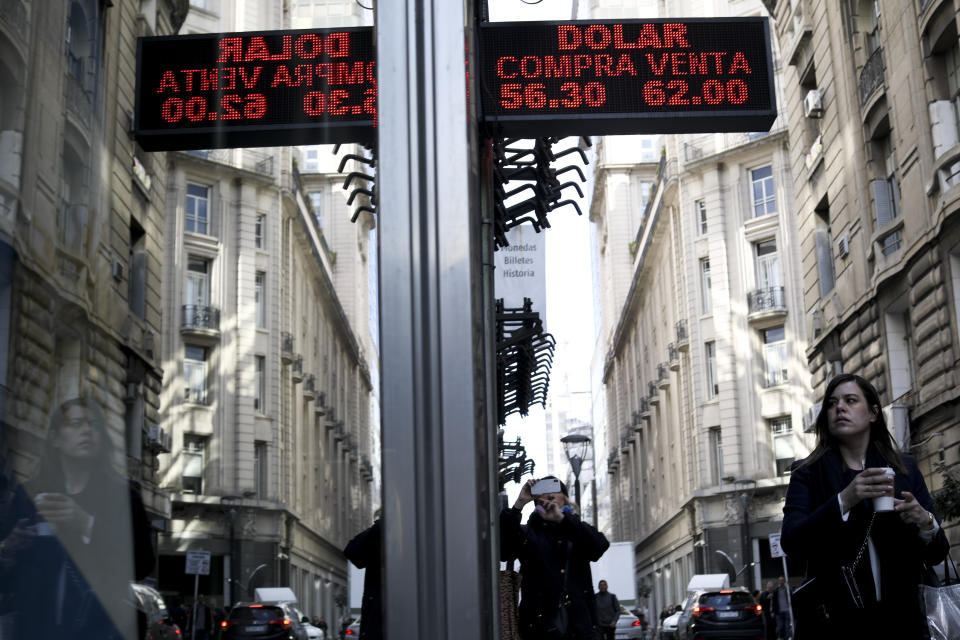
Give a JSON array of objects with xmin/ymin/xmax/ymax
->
[
  {"xmin": 134, "ymin": 27, "xmax": 375, "ymax": 151},
  {"xmin": 477, "ymin": 18, "xmax": 776, "ymax": 137}
]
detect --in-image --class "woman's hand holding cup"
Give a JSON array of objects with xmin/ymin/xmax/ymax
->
[{"xmin": 838, "ymin": 467, "xmax": 895, "ymax": 513}]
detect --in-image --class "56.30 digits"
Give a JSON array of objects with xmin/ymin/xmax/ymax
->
[{"xmin": 500, "ymin": 82, "xmax": 607, "ymax": 110}]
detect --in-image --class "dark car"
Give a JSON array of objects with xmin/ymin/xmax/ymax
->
[
  {"xmin": 220, "ymin": 603, "xmax": 309, "ymax": 640},
  {"xmin": 677, "ymin": 588, "xmax": 765, "ymax": 640}
]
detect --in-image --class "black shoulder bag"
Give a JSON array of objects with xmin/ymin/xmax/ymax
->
[{"xmin": 792, "ymin": 511, "xmax": 876, "ymax": 624}]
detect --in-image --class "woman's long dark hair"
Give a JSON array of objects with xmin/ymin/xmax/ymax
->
[{"xmin": 799, "ymin": 373, "xmax": 906, "ymax": 474}]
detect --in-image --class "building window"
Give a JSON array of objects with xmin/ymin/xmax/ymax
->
[
  {"xmin": 308, "ymin": 192, "xmax": 323, "ymax": 229},
  {"xmin": 696, "ymin": 199, "xmax": 707, "ymax": 235},
  {"xmin": 709, "ymin": 427, "xmax": 723, "ymax": 485},
  {"xmin": 770, "ymin": 417, "xmax": 794, "ymax": 476},
  {"xmin": 255, "ymin": 214, "xmax": 265, "ymax": 249},
  {"xmin": 185, "ymin": 183, "xmax": 210, "ymax": 235},
  {"xmin": 254, "ymin": 441, "xmax": 267, "ymax": 498},
  {"xmin": 255, "ymin": 271, "xmax": 266, "ymax": 328},
  {"xmin": 884, "ymin": 302, "xmax": 914, "ymax": 401},
  {"xmin": 700, "ymin": 257, "xmax": 712, "ymax": 314},
  {"xmin": 762, "ymin": 327, "xmax": 788, "ymax": 387},
  {"xmin": 184, "ymin": 345, "xmax": 208, "ymax": 404},
  {"xmin": 303, "ymin": 146, "xmax": 321, "ymax": 172},
  {"xmin": 750, "ymin": 165, "xmax": 776, "ymax": 218},
  {"xmin": 129, "ymin": 217, "xmax": 147, "ymax": 319},
  {"xmin": 871, "ymin": 135, "xmax": 902, "ymax": 257},
  {"xmin": 255, "ymin": 355, "xmax": 266, "ymax": 412},
  {"xmin": 182, "ymin": 434, "xmax": 207, "ymax": 494},
  {"xmin": 755, "ymin": 239, "xmax": 781, "ymax": 290},
  {"xmin": 814, "ymin": 205, "xmax": 836, "ymax": 298},
  {"xmin": 186, "ymin": 257, "xmax": 210, "ymax": 309},
  {"xmin": 705, "ymin": 341, "xmax": 718, "ymax": 398}
]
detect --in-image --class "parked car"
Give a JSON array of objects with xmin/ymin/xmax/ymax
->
[
  {"xmin": 676, "ymin": 588, "xmax": 764, "ymax": 640},
  {"xmin": 300, "ymin": 617, "xmax": 325, "ymax": 640},
  {"xmin": 660, "ymin": 610, "xmax": 681, "ymax": 640},
  {"xmin": 220, "ymin": 602, "xmax": 309, "ymax": 640},
  {"xmin": 342, "ymin": 616, "xmax": 360, "ymax": 637},
  {"xmin": 130, "ymin": 582, "xmax": 182, "ymax": 640},
  {"xmin": 611, "ymin": 606, "xmax": 645, "ymax": 639}
]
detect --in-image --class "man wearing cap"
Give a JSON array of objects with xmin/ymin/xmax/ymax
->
[{"xmin": 501, "ymin": 476, "xmax": 611, "ymax": 640}]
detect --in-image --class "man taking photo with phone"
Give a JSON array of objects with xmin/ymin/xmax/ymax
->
[{"xmin": 501, "ymin": 476, "xmax": 610, "ymax": 640}]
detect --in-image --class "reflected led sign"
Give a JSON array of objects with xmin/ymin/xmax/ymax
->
[
  {"xmin": 134, "ymin": 27, "xmax": 375, "ymax": 151},
  {"xmin": 477, "ymin": 18, "xmax": 776, "ymax": 136}
]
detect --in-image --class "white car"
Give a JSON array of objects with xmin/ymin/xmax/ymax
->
[
  {"xmin": 301, "ymin": 620, "xmax": 325, "ymax": 640},
  {"xmin": 613, "ymin": 607, "xmax": 645, "ymax": 639},
  {"xmin": 660, "ymin": 611, "xmax": 681, "ymax": 640}
]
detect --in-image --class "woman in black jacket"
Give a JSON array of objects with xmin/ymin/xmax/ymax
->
[
  {"xmin": 501, "ymin": 476, "xmax": 610, "ymax": 640},
  {"xmin": 782, "ymin": 373, "xmax": 948, "ymax": 638}
]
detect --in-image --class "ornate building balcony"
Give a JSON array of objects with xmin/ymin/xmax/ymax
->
[
  {"xmin": 648, "ymin": 381, "xmax": 660, "ymax": 405},
  {"xmin": 639, "ymin": 397, "xmax": 651, "ymax": 420},
  {"xmin": 281, "ymin": 332, "xmax": 294, "ymax": 364},
  {"xmin": 668, "ymin": 343, "xmax": 680, "ymax": 370},
  {"xmin": 657, "ymin": 363, "xmax": 670, "ymax": 389},
  {"xmin": 181, "ymin": 305, "xmax": 220, "ymax": 340},
  {"xmin": 859, "ymin": 48, "xmax": 885, "ymax": 107},
  {"xmin": 291, "ymin": 355, "xmax": 303, "ymax": 382},
  {"xmin": 747, "ymin": 286, "xmax": 787, "ymax": 324},
  {"xmin": 675, "ymin": 319, "xmax": 689, "ymax": 350},
  {"xmin": 303, "ymin": 374, "xmax": 316, "ymax": 399}
]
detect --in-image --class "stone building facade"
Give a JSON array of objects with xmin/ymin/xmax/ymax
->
[
  {"xmin": 590, "ymin": 0, "xmax": 816, "ymax": 617},
  {"xmin": 155, "ymin": 0, "xmax": 378, "ymax": 623},
  {"xmin": 0, "ymin": 0, "xmax": 187, "ymax": 569},
  {"xmin": 770, "ymin": 0, "xmax": 960, "ymax": 531}
]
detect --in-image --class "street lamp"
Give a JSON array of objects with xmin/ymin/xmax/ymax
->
[
  {"xmin": 732, "ymin": 478, "xmax": 757, "ymax": 591},
  {"xmin": 560, "ymin": 433, "xmax": 592, "ymax": 508},
  {"xmin": 220, "ymin": 494, "xmax": 243, "ymax": 606}
]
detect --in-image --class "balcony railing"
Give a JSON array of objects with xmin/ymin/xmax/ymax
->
[
  {"xmin": 639, "ymin": 396, "xmax": 651, "ymax": 418},
  {"xmin": 859, "ymin": 48, "xmax": 885, "ymax": 106},
  {"xmin": 747, "ymin": 286, "xmax": 787, "ymax": 315},
  {"xmin": 303, "ymin": 374, "xmax": 317, "ymax": 399},
  {"xmin": 291, "ymin": 355, "xmax": 303, "ymax": 382},
  {"xmin": 648, "ymin": 381, "xmax": 660, "ymax": 405},
  {"xmin": 675, "ymin": 319, "xmax": 688, "ymax": 345},
  {"xmin": 763, "ymin": 369, "xmax": 789, "ymax": 388},
  {"xmin": 657, "ymin": 363, "xmax": 670, "ymax": 388},
  {"xmin": 181, "ymin": 304, "xmax": 220, "ymax": 332},
  {"xmin": 668, "ymin": 343, "xmax": 680, "ymax": 370},
  {"xmin": 281, "ymin": 332, "xmax": 294, "ymax": 363}
]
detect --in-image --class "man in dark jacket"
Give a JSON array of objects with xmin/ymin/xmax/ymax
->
[
  {"xmin": 344, "ymin": 517, "xmax": 382, "ymax": 640},
  {"xmin": 594, "ymin": 580, "xmax": 620, "ymax": 640},
  {"xmin": 501, "ymin": 476, "xmax": 610, "ymax": 640}
]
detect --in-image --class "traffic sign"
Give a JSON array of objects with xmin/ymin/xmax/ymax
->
[
  {"xmin": 768, "ymin": 533, "xmax": 785, "ymax": 559},
  {"xmin": 185, "ymin": 549, "xmax": 212, "ymax": 575}
]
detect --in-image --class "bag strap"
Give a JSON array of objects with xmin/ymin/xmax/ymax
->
[
  {"xmin": 849, "ymin": 511, "xmax": 877, "ymax": 572},
  {"xmin": 943, "ymin": 554, "xmax": 958, "ymax": 586},
  {"xmin": 559, "ymin": 540, "xmax": 573, "ymax": 603}
]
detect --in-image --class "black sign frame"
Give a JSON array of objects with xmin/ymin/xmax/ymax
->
[
  {"xmin": 134, "ymin": 27, "xmax": 376, "ymax": 151},
  {"xmin": 477, "ymin": 17, "xmax": 777, "ymax": 137}
]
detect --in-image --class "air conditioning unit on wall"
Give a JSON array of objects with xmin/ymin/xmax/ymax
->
[{"xmin": 804, "ymin": 89, "xmax": 824, "ymax": 118}]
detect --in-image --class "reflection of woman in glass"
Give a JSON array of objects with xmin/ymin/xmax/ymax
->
[{"xmin": 0, "ymin": 396, "xmax": 154, "ymax": 639}]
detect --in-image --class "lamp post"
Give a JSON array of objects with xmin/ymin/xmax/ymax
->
[
  {"xmin": 732, "ymin": 478, "xmax": 757, "ymax": 591},
  {"xmin": 220, "ymin": 495, "xmax": 242, "ymax": 607},
  {"xmin": 560, "ymin": 433, "xmax": 592, "ymax": 509}
]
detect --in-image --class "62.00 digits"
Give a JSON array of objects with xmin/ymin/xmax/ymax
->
[
  {"xmin": 500, "ymin": 82, "xmax": 607, "ymax": 110},
  {"xmin": 643, "ymin": 79, "xmax": 749, "ymax": 106}
]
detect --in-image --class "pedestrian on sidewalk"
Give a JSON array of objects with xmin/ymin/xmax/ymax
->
[{"xmin": 594, "ymin": 580, "xmax": 620, "ymax": 640}]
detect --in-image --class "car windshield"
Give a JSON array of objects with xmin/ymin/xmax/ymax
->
[
  {"xmin": 699, "ymin": 592, "xmax": 755, "ymax": 607},
  {"xmin": 230, "ymin": 606, "xmax": 286, "ymax": 623}
]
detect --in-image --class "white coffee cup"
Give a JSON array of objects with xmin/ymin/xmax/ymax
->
[{"xmin": 873, "ymin": 467, "xmax": 895, "ymax": 512}]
